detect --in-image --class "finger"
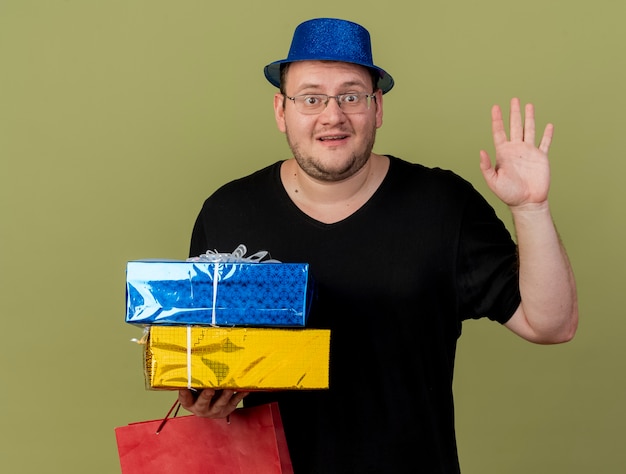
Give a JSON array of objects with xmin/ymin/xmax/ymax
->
[
  {"xmin": 193, "ymin": 389, "xmax": 217, "ymax": 413},
  {"xmin": 539, "ymin": 123, "xmax": 554, "ymax": 154},
  {"xmin": 479, "ymin": 148, "xmax": 491, "ymax": 165},
  {"xmin": 231, "ymin": 391, "xmax": 250, "ymax": 407},
  {"xmin": 479, "ymin": 150, "xmax": 496, "ymax": 181},
  {"xmin": 491, "ymin": 104, "xmax": 507, "ymax": 147},
  {"xmin": 509, "ymin": 97, "xmax": 523, "ymax": 142},
  {"xmin": 524, "ymin": 103, "xmax": 536, "ymax": 144},
  {"xmin": 178, "ymin": 389, "xmax": 196, "ymax": 410},
  {"xmin": 211, "ymin": 390, "xmax": 239, "ymax": 410},
  {"xmin": 215, "ymin": 390, "xmax": 249, "ymax": 411}
]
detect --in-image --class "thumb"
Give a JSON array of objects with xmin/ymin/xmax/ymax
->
[{"xmin": 479, "ymin": 150, "xmax": 496, "ymax": 180}]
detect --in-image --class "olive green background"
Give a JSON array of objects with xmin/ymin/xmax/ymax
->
[{"xmin": 1, "ymin": 1, "xmax": 624, "ymax": 472}]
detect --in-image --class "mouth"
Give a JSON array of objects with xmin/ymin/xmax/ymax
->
[{"xmin": 318, "ymin": 134, "xmax": 349, "ymax": 142}]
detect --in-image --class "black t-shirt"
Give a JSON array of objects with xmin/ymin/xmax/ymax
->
[{"xmin": 190, "ymin": 156, "xmax": 520, "ymax": 473}]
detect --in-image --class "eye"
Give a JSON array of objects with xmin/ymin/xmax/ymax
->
[
  {"xmin": 303, "ymin": 95, "xmax": 323, "ymax": 106},
  {"xmin": 341, "ymin": 94, "xmax": 360, "ymax": 104}
]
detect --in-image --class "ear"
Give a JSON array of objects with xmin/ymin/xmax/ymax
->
[
  {"xmin": 274, "ymin": 93, "xmax": 287, "ymax": 133},
  {"xmin": 374, "ymin": 89, "xmax": 384, "ymax": 129}
]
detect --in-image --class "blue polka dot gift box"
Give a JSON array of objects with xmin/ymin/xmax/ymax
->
[{"xmin": 126, "ymin": 251, "xmax": 315, "ymax": 328}]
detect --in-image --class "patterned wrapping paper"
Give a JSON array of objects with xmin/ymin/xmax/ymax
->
[
  {"xmin": 126, "ymin": 261, "xmax": 314, "ymax": 327},
  {"xmin": 145, "ymin": 326, "xmax": 331, "ymax": 390}
]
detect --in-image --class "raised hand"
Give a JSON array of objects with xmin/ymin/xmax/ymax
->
[{"xmin": 479, "ymin": 97, "xmax": 554, "ymax": 209}]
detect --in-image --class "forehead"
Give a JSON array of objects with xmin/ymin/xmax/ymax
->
[{"xmin": 284, "ymin": 61, "xmax": 373, "ymax": 91}]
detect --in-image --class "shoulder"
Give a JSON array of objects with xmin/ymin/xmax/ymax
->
[
  {"xmin": 214, "ymin": 162, "xmax": 281, "ymax": 194},
  {"xmin": 379, "ymin": 156, "xmax": 502, "ymax": 229},
  {"xmin": 190, "ymin": 161, "xmax": 286, "ymax": 254},
  {"xmin": 200, "ymin": 162, "xmax": 282, "ymax": 207},
  {"xmin": 385, "ymin": 155, "xmax": 476, "ymax": 200}
]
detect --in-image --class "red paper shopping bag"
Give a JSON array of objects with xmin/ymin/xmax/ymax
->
[{"xmin": 115, "ymin": 402, "xmax": 293, "ymax": 474}]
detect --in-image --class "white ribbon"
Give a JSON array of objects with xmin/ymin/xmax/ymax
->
[
  {"xmin": 186, "ymin": 325, "xmax": 192, "ymax": 389},
  {"xmin": 130, "ymin": 327, "xmax": 149, "ymax": 344},
  {"xmin": 187, "ymin": 244, "xmax": 281, "ymax": 326},
  {"xmin": 186, "ymin": 244, "xmax": 281, "ymax": 264},
  {"xmin": 212, "ymin": 263, "xmax": 219, "ymax": 326},
  {"xmin": 183, "ymin": 244, "xmax": 280, "ymax": 387}
]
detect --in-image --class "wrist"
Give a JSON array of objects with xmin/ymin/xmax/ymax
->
[
  {"xmin": 509, "ymin": 201, "xmax": 554, "ymax": 230},
  {"xmin": 509, "ymin": 200, "xmax": 550, "ymax": 216}
]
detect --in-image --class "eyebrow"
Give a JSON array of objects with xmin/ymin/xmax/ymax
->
[{"xmin": 295, "ymin": 80, "xmax": 369, "ymax": 93}]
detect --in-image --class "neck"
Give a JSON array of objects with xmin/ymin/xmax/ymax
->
[{"xmin": 280, "ymin": 154, "xmax": 389, "ymax": 223}]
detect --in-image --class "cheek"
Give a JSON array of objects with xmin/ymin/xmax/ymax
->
[{"xmin": 283, "ymin": 114, "xmax": 315, "ymax": 137}]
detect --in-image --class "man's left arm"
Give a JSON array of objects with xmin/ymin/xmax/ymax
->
[{"xmin": 479, "ymin": 98, "xmax": 578, "ymax": 344}]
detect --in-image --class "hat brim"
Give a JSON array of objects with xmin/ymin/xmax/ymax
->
[{"xmin": 264, "ymin": 59, "xmax": 394, "ymax": 94}]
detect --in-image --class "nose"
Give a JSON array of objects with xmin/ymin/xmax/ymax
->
[{"xmin": 319, "ymin": 96, "xmax": 346, "ymax": 123}]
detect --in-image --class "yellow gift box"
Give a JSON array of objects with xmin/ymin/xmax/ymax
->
[{"xmin": 145, "ymin": 326, "xmax": 330, "ymax": 390}]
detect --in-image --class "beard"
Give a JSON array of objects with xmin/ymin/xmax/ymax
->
[{"xmin": 285, "ymin": 122, "xmax": 378, "ymax": 182}]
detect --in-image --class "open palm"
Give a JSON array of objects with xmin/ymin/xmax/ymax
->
[{"xmin": 479, "ymin": 98, "xmax": 553, "ymax": 208}]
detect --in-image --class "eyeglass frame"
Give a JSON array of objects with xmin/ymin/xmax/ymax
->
[{"xmin": 283, "ymin": 92, "xmax": 377, "ymax": 115}]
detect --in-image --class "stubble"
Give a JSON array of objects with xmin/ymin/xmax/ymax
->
[{"xmin": 285, "ymin": 122, "xmax": 378, "ymax": 182}]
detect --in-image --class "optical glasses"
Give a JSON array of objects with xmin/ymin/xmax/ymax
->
[{"xmin": 284, "ymin": 93, "xmax": 376, "ymax": 115}]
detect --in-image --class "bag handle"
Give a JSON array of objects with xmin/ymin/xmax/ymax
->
[
  {"xmin": 155, "ymin": 394, "xmax": 232, "ymax": 434},
  {"xmin": 155, "ymin": 399, "xmax": 182, "ymax": 434}
]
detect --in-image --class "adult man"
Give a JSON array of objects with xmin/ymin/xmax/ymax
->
[{"xmin": 178, "ymin": 18, "xmax": 578, "ymax": 473}]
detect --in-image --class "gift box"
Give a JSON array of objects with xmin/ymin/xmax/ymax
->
[
  {"xmin": 144, "ymin": 326, "xmax": 330, "ymax": 390},
  {"xmin": 126, "ymin": 260, "xmax": 314, "ymax": 327}
]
